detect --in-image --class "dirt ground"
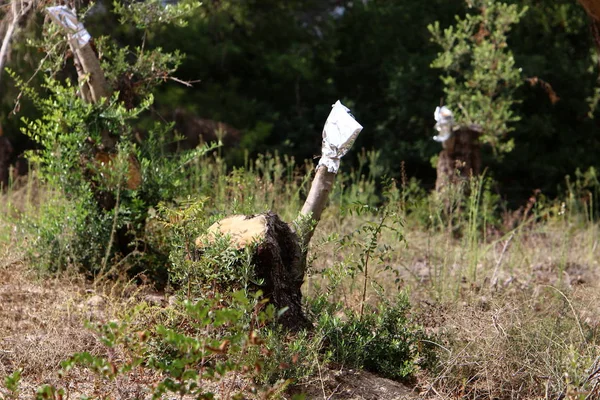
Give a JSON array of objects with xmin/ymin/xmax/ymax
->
[{"xmin": 0, "ymin": 247, "xmax": 419, "ymax": 399}]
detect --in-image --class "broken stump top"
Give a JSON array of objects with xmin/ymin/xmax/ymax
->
[{"xmin": 196, "ymin": 214, "xmax": 268, "ymax": 250}]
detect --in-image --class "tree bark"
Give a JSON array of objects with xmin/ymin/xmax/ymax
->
[
  {"xmin": 435, "ymin": 126, "xmax": 482, "ymax": 192},
  {"xmin": 71, "ymin": 43, "xmax": 115, "ymax": 150},
  {"xmin": 578, "ymin": 0, "xmax": 600, "ymax": 21},
  {"xmin": 195, "ymin": 162, "xmax": 343, "ymax": 331}
]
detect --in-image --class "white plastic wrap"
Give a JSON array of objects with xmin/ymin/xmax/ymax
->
[
  {"xmin": 46, "ymin": 6, "xmax": 91, "ymax": 49},
  {"xmin": 318, "ymin": 100, "xmax": 363, "ymax": 173},
  {"xmin": 433, "ymin": 105, "xmax": 454, "ymax": 143}
]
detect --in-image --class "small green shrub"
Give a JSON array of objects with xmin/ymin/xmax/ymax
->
[
  {"xmin": 156, "ymin": 200, "xmax": 262, "ymax": 299},
  {"xmin": 249, "ymin": 327, "xmax": 327, "ymax": 386},
  {"xmin": 1, "ymin": 369, "xmax": 21, "ymax": 400},
  {"xmin": 315, "ymin": 293, "xmax": 425, "ymax": 381},
  {"xmin": 304, "ymin": 195, "xmax": 430, "ymax": 382}
]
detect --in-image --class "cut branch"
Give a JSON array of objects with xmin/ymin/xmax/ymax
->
[
  {"xmin": 69, "ymin": 43, "xmax": 113, "ymax": 148},
  {"xmin": 73, "ymin": 43, "xmax": 111, "ymax": 103},
  {"xmin": 295, "ymin": 165, "xmax": 336, "ymax": 249},
  {"xmin": 0, "ymin": 0, "xmax": 34, "ymax": 85},
  {"xmin": 46, "ymin": 5, "xmax": 114, "ymax": 149}
]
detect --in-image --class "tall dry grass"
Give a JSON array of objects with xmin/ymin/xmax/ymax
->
[{"xmin": 1, "ymin": 151, "xmax": 599, "ymax": 399}]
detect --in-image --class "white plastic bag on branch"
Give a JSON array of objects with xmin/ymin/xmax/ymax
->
[
  {"xmin": 433, "ymin": 106, "xmax": 454, "ymax": 143},
  {"xmin": 46, "ymin": 6, "xmax": 91, "ymax": 50},
  {"xmin": 318, "ymin": 100, "xmax": 363, "ymax": 173}
]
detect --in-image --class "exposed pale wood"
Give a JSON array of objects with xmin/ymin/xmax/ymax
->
[
  {"xmin": 196, "ymin": 215, "xmax": 268, "ymax": 249},
  {"xmin": 0, "ymin": 0, "xmax": 34, "ymax": 84},
  {"xmin": 74, "ymin": 43, "xmax": 111, "ymax": 103},
  {"xmin": 71, "ymin": 43, "xmax": 115, "ymax": 149},
  {"xmin": 72, "ymin": 49, "xmax": 92, "ymax": 103}
]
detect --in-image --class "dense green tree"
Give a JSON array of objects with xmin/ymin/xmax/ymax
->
[
  {"xmin": 149, "ymin": 0, "xmax": 340, "ymax": 160},
  {"xmin": 503, "ymin": 0, "xmax": 599, "ymax": 200}
]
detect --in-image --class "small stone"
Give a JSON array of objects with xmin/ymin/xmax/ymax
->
[{"xmin": 86, "ymin": 294, "xmax": 105, "ymax": 307}]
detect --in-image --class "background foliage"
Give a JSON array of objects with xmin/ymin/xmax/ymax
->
[{"xmin": 1, "ymin": 0, "xmax": 599, "ymax": 205}]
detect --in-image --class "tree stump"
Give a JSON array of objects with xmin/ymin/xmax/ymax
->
[
  {"xmin": 194, "ymin": 101, "xmax": 361, "ymax": 331},
  {"xmin": 435, "ymin": 126, "xmax": 482, "ymax": 192},
  {"xmin": 196, "ymin": 212, "xmax": 311, "ymax": 331}
]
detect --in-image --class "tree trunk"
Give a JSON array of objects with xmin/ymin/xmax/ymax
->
[
  {"xmin": 578, "ymin": 0, "xmax": 600, "ymax": 21},
  {"xmin": 197, "ymin": 213, "xmax": 312, "ymax": 331},
  {"xmin": 195, "ymin": 164, "xmax": 344, "ymax": 331},
  {"xmin": 0, "ymin": 134, "xmax": 13, "ymax": 191},
  {"xmin": 435, "ymin": 126, "xmax": 482, "ymax": 192}
]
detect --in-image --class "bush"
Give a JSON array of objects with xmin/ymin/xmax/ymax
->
[
  {"xmin": 10, "ymin": 2, "xmax": 216, "ymax": 278},
  {"xmin": 314, "ymin": 292, "xmax": 426, "ymax": 381}
]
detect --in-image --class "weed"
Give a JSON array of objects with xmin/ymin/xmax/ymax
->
[{"xmin": 1, "ymin": 369, "xmax": 21, "ymax": 400}]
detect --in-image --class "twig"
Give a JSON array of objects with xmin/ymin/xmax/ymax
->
[
  {"xmin": 359, "ymin": 238, "xmax": 372, "ymax": 320},
  {"xmin": 326, "ymin": 383, "xmax": 343, "ymax": 400},
  {"xmin": 423, "ymin": 332, "xmax": 482, "ymax": 397},
  {"xmin": 95, "ymin": 248, "xmax": 142, "ymax": 285},
  {"xmin": 168, "ymin": 76, "xmax": 201, "ymax": 87},
  {"xmin": 315, "ymin": 353, "xmax": 327, "ymax": 400},
  {"xmin": 11, "ymin": 33, "xmax": 64, "ymax": 114},
  {"xmin": 490, "ymin": 231, "xmax": 515, "ymax": 288},
  {"xmin": 420, "ymin": 339, "xmax": 452, "ymax": 354}
]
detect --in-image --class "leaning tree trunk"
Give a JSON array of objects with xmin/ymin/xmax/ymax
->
[
  {"xmin": 435, "ymin": 126, "xmax": 482, "ymax": 192},
  {"xmin": 47, "ymin": 6, "xmax": 145, "ymax": 260}
]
